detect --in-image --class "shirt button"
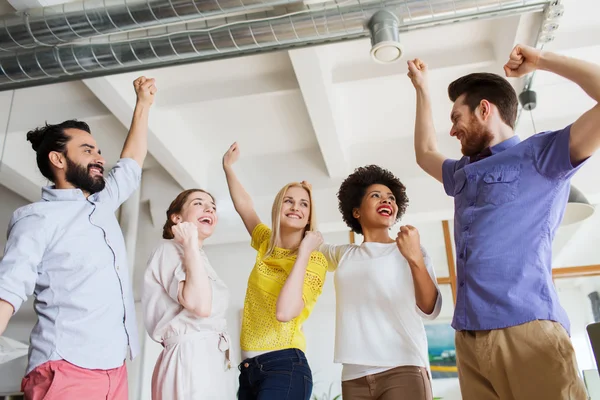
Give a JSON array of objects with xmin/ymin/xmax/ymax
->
[
  {"xmin": 117, "ymin": 266, "xmax": 120, "ymax": 270},
  {"xmin": 469, "ymin": 202, "xmax": 475, "ymax": 207},
  {"xmin": 244, "ymin": 363, "xmax": 249, "ymax": 368},
  {"xmin": 459, "ymin": 282, "xmax": 465, "ymax": 287},
  {"xmin": 463, "ymin": 226, "xmax": 469, "ymax": 232},
  {"xmin": 459, "ymin": 254, "xmax": 464, "ymax": 259}
]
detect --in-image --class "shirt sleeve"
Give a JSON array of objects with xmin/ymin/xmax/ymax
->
[
  {"xmin": 442, "ymin": 159, "xmax": 460, "ymax": 196},
  {"xmin": 318, "ymin": 243, "xmax": 350, "ymax": 272},
  {"xmin": 251, "ymin": 223, "xmax": 271, "ymax": 251},
  {"xmin": 301, "ymin": 252, "xmax": 328, "ymax": 310},
  {"xmin": 96, "ymin": 158, "xmax": 142, "ymax": 211},
  {"xmin": 530, "ymin": 125, "xmax": 588, "ymax": 179},
  {"xmin": 415, "ymin": 246, "xmax": 442, "ymax": 320},
  {"xmin": 147, "ymin": 241, "xmax": 186, "ymax": 303},
  {"xmin": 0, "ymin": 210, "xmax": 46, "ymax": 313}
]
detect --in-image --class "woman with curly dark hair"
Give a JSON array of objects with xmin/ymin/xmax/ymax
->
[{"xmin": 320, "ymin": 165, "xmax": 442, "ymax": 400}]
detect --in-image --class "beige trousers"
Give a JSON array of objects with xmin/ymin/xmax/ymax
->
[
  {"xmin": 341, "ymin": 366, "xmax": 433, "ymax": 400},
  {"xmin": 456, "ymin": 319, "xmax": 588, "ymax": 400}
]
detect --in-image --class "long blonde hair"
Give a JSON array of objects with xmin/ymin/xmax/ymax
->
[{"xmin": 263, "ymin": 182, "xmax": 316, "ymax": 260}]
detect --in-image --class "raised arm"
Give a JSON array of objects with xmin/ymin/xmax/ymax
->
[
  {"xmin": 408, "ymin": 59, "xmax": 447, "ymax": 183},
  {"xmin": 222, "ymin": 142, "xmax": 261, "ymax": 235},
  {"xmin": 276, "ymin": 231, "xmax": 323, "ymax": 322},
  {"xmin": 504, "ymin": 45, "xmax": 600, "ymax": 164},
  {"xmin": 396, "ymin": 225, "xmax": 438, "ymax": 315},
  {"xmin": 120, "ymin": 76, "xmax": 156, "ymax": 168},
  {"xmin": 174, "ymin": 222, "xmax": 212, "ymax": 318},
  {"xmin": 0, "ymin": 300, "xmax": 13, "ymax": 335}
]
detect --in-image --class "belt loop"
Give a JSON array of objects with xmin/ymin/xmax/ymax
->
[{"xmin": 294, "ymin": 348, "xmax": 302, "ymax": 361}]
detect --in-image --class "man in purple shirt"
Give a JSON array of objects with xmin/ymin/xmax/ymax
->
[{"xmin": 408, "ymin": 44, "xmax": 599, "ymax": 399}]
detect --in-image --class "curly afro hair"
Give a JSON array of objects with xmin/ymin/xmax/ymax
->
[{"xmin": 337, "ymin": 165, "xmax": 408, "ymax": 235}]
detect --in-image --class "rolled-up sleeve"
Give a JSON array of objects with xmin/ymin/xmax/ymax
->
[
  {"xmin": 0, "ymin": 212, "xmax": 45, "ymax": 313},
  {"xmin": 442, "ymin": 159, "xmax": 459, "ymax": 196},
  {"xmin": 97, "ymin": 158, "xmax": 142, "ymax": 211}
]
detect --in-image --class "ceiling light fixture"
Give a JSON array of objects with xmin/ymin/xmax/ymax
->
[{"xmin": 368, "ymin": 10, "xmax": 403, "ymax": 64}]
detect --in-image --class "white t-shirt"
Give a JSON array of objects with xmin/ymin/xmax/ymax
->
[{"xmin": 320, "ymin": 242, "xmax": 442, "ymax": 381}]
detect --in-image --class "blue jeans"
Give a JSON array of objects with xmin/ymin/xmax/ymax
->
[{"xmin": 238, "ymin": 348, "xmax": 313, "ymax": 400}]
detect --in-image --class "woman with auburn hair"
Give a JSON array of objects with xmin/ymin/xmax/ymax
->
[
  {"xmin": 222, "ymin": 142, "xmax": 328, "ymax": 400},
  {"xmin": 142, "ymin": 189, "xmax": 232, "ymax": 400}
]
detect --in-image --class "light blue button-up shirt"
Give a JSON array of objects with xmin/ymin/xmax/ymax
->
[
  {"xmin": 442, "ymin": 125, "xmax": 587, "ymax": 334},
  {"xmin": 0, "ymin": 158, "xmax": 141, "ymax": 374}
]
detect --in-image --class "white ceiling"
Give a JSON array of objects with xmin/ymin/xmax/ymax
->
[{"xmin": 0, "ymin": 0, "xmax": 598, "ymax": 274}]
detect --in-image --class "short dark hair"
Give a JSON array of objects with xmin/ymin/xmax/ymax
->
[
  {"xmin": 337, "ymin": 165, "xmax": 408, "ymax": 235},
  {"xmin": 448, "ymin": 73, "xmax": 518, "ymax": 129},
  {"xmin": 26, "ymin": 120, "xmax": 91, "ymax": 182}
]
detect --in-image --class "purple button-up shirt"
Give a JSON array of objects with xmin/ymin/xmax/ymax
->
[{"xmin": 442, "ymin": 125, "xmax": 586, "ymax": 333}]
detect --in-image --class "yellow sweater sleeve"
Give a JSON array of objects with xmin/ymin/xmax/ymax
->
[
  {"xmin": 251, "ymin": 223, "xmax": 271, "ymax": 251},
  {"xmin": 301, "ymin": 252, "xmax": 328, "ymax": 311}
]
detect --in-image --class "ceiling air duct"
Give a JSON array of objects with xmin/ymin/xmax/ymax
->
[{"xmin": 0, "ymin": 0, "xmax": 550, "ymax": 91}]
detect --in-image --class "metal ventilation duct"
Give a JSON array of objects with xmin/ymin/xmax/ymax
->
[
  {"xmin": 0, "ymin": 0, "xmax": 550, "ymax": 91},
  {"xmin": 0, "ymin": 0, "xmax": 300, "ymax": 51}
]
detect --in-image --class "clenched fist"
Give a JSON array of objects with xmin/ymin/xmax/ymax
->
[
  {"xmin": 503, "ymin": 44, "xmax": 542, "ymax": 78},
  {"xmin": 173, "ymin": 221, "xmax": 199, "ymax": 247},
  {"xmin": 396, "ymin": 225, "xmax": 422, "ymax": 264},
  {"xmin": 407, "ymin": 58, "xmax": 428, "ymax": 90},
  {"xmin": 133, "ymin": 76, "xmax": 157, "ymax": 106},
  {"xmin": 299, "ymin": 231, "xmax": 323, "ymax": 254}
]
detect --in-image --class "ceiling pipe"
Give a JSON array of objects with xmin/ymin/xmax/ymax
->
[{"xmin": 0, "ymin": 0, "xmax": 550, "ymax": 91}]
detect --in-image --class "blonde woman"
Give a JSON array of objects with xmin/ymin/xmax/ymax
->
[
  {"xmin": 222, "ymin": 142, "xmax": 328, "ymax": 400},
  {"xmin": 142, "ymin": 189, "xmax": 232, "ymax": 400}
]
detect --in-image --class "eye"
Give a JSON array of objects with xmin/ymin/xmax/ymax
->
[
  {"xmin": 301, "ymin": 202, "xmax": 309, "ymax": 208},
  {"xmin": 85, "ymin": 149, "xmax": 92, "ymax": 154},
  {"xmin": 372, "ymin": 193, "xmax": 380, "ymax": 198},
  {"xmin": 284, "ymin": 199, "xmax": 292, "ymax": 204},
  {"xmin": 389, "ymin": 196, "xmax": 396, "ymax": 202}
]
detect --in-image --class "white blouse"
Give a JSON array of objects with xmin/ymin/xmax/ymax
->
[
  {"xmin": 320, "ymin": 242, "xmax": 442, "ymax": 381},
  {"xmin": 142, "ymin": 239, "xmax": 230, "ymax": 343}
]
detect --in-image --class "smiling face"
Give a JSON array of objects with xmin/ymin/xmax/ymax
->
[
  {"xmin": 353, "ymin": 184, "xmax": 398, "ymax": 231},
  {"xmin": 279, "ymin": 186, "xmax": 311, "ymax": 231},
  {"xmin": 173, "ymin": 191, "xmax": 218, "ymax": 239},
  {"xmin": 62, "ymin": 128, "xmax": 106, "ymax": 194},
  {"xmin": 449, "ymin": 95, "xmax": 495, "ymax": 157}
]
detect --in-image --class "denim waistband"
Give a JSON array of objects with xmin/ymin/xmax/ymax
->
[{"xmin": 240, "ymin": 348, "xmax": 307, "ymax": 368}]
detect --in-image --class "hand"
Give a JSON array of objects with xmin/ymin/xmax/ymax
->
[
  {"xmin": 407, "ymin": 58, "xmax": 428, "ymax": 90},
  {"xmin": 223, "ymin": 142, "xmax": 240, "ymax": 169},
  {"xmin": 396, "ymin": 225, "xmax": 423, "ymax": 264},
  {"xmin": 299, "ymin": 231, "xmax": 323, "ymax": 254},
  {"xmin": 172, "ymin": 221, "xmax": 199, "ymax": 247},
  {"xmin": 504, "ymin": 44, "xmax": 542, "ymax": 78},
  {"xmin": 134, "ymin": 76, "xmax": 157, "ymax": 106}
]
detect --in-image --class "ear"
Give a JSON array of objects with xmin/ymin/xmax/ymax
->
[
  {"xmin": 479, "ymin": 99, "xmax": 492, "ymax": 121},
  {"xmin": 352, "ymin": 208, "xmax": 360, "ymax": 220},
  {"xmin": 48, "ymin": 151, "xmax": 65, "ymax": 170},
  {"xmin": 170, "ymin": 214, "xmax": 182, "ymax": 225}
]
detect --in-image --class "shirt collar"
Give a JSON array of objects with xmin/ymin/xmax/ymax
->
[
  {"xmin": 490, "ymin": 135, "xmax": 521, "ymax": 155},
  {"xmin": 42, "ymin": 186, "xmax": 89, "ymax": 202},
  {"xmin": 469, "ymin": 135, "xmax": 521, "ymax": 163}
]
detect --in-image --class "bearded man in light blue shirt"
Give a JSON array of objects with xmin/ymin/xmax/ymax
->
[{"xmin": 0, "ymin": 76, "xmax": 156, "ymax": 400}]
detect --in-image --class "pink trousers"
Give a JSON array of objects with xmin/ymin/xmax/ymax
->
[{"xmin": 21, "ymin": 360, "xmax": 128, "ymax": 400}]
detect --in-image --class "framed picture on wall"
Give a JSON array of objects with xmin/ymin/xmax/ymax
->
[{"xmin": 425, "ymin": 322, "xmax": 458, "ymax": 379}]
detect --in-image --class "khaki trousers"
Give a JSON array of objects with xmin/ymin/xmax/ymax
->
[
  {"xmin": 341, "ymin": 365, "xmax": 433, "ymax": 400},
  {"xmin": 456, "ymin": 319, "xmax": 588, "ymax": 400}
]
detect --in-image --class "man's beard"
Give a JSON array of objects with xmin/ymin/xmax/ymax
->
[
  {"xmin": 460, "ymin": 116, "xmax": 494, "ymax": 157},
  {"xmin": 65, "ymin": 156, "xmax": 106, "ymax": 194}
]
